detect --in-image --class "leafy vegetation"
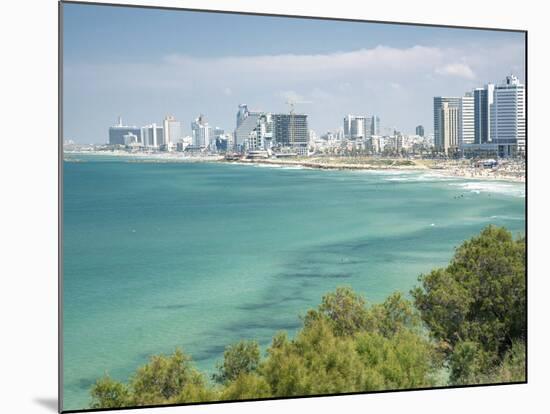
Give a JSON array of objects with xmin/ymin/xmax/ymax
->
[
  {"xmin": 90, "ymin": 226, "xmax": 526, "ymax": 409},
  {"xmin": 412, "ymin": 225, "xmax": 526, "ymax": 383}
]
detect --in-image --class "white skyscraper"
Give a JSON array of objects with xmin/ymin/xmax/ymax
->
[
  {"xmin": 343, "ymin": 115, "xmax": 368, "ymax": 140},
  {"xmin": 163, "ymin": 115, "xmax": 181, "ymax": 150},
  {"xmin": 141, "ymin": 123, "xmax": 163, "ymax": 148},
  {"xmin": 460, "ymin": 92, "xmax": 475, "ymax": 147},
  {"xmin": 491, "ymin": 75, "xmax": 525, "ymax": 156},
  {"xmin": 191, "ymin": 114, "xmax": 212, "ymax": 148}
]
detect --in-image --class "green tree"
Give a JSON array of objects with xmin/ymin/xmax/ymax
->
[
  {"xmin": 90, "ymin": 348, "xmax": 214, "ymax": 408},
  {"xmin": 412, "ymin": 225, "xmax": 526, "ymax": 382},
  {"xmin": 261, "ymin": 317, "xmax": 367, "ymax": 396},
  {"xmin": 303, "ymin": 286, "xmax": 370, "ymax": 336},
  {"xmin": 130, "ymin": 348, "xmax": 211, "ymax": 405},
  {"xmin": 261, "ymin": 290, "xmax": 439, "ymax": 396},
  {"xmin": 212, "ymin": 340, "xmax": 261, "ymax": 385},
  {"xmin": 219, "ymin": 373, "xmax": 272, "ymax": 400},
  {"xmin": 90, "ymin": 376, "xmax": 131, "ymax": 409},
  {"xmin": 366, "ymin": 292, "xmax": 422, "ymax": 337}
]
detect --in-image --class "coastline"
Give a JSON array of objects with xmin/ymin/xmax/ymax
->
[{"xmin": 63, "ymin": 150, "xmax": 525, "ymax": 184}]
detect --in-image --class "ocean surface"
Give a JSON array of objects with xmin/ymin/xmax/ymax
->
[{"xmin": 62, "ymin": 154, "xmax": 525, "ymax": 410}]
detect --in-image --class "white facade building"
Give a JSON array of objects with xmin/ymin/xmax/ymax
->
[
  {"xmin": 163, "ymin": 115, "xmax": 181, "ymax": 150},
  {"xmin": 460, "ymin": 92, "xmax": 475, "ymax": 147},
  {"xmin": 191, "ymin": 114, "xmax": 212, "ymax": 148},
  {"xmin": 141, "ymin": 123, "xmax": 163, "ymax": 148},
  {"xmin": 491, "ymin": 75, "xmax": 525, "ymax": 156},
  {"xmin": 244, "ymin": 113, "xmax": 273, "ymax": 151},
  {"xmin": 343, "ymin": 115, "xmax": 368, "ymax": 140}
]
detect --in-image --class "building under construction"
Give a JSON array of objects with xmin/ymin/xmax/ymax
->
[{"xmin": 272, "ymin": 113, "xmax": 308, "ymax": 149}]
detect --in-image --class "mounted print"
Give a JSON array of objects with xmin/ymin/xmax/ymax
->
[{"xmin": 60, "ymin": 1, "xmax": 527, "ymax": 412}]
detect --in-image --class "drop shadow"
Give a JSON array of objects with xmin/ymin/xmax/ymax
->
[{"xmin": 34, "ymin": 397, "xmax": 58, "ymax": 412}]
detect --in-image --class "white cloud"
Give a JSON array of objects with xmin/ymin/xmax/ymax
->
[
  {"xmin": 435, "ymin": 63, "xmax": 476, "ymax": 79},
  {"xmin": 163, "ymin": 45, "xmax": 444, "ymax": 81},
  {"xmin": 64, "ymin": 41, "xmax": 525, "ymax": 142},
  {"xmin": 277, "ymin": 90, "xmax": 305, "ymax": 102}
]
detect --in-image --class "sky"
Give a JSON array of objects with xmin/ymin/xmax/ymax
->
[{"xmin": 62, "ymin": 2, "xmax": 526, "ymax": 143}]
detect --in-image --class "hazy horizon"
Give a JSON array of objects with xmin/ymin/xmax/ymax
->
[{"xmin": 63, "ymin": 3, "xmax": 525, "ymax": 144}]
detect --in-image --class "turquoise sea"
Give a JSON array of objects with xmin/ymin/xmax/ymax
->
[{"xmin": 62, "ymin": 154, "xmax": 525, "ymax": 410}]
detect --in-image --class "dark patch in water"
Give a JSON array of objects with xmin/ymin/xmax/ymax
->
[
  {"xmin": 152, "ymin": 303, "xmax": 188, "ymax": 310},
  {"xmin": 278, "ymin": 271, "xmax": 353, "ymax": 279},
  {"xmin": 237, "ymin": 292, "xmax": 307, "ymax": 311},
  {"xmin": 77, "ymin": 377, "xmax": 96, "ymax": 390},
  {"xmin": 193, "ymin": 344, "xmax": 227, "ymax": 362},
  {"xmin": 221, "ymin": 318, "xmax": 302, "ymax": 338}
]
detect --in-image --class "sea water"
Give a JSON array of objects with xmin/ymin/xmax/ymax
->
[{"xmin": 62, "ymin": 155, "xmax": 525, "ymax": 410}]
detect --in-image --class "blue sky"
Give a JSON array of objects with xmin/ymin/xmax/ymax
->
[{"xmin": 62, "ymin": 2, "xmax": 526, "ymax": 143}]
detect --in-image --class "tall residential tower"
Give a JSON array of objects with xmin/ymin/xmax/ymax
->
[
  {"xmin": 433, "ymin": 97, "xmax": 461, "ymax": 153},
  {"xmin": 491, "ymin": 75, "xmax": 525, "ymax": 156}
]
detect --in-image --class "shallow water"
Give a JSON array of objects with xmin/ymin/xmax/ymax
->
[{"xmin": 62, "ymin": 155, "xmax": 525, "ymax": 410}]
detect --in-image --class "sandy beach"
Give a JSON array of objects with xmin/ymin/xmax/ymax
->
[
  {"xmin": 64, "ymin": 151, "xmax": 525, "ymax": 183},
  {"xmin": 221, "ymin": 156, "xmax": 525, "ymax": 183}
]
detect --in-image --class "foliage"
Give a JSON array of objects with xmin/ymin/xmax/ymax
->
[
  {"xmin": 90, "ymin": 349, "xmax": 213, "ymax": 408},
  {"xmin": 219, "ymin": 373, "xmax": 272, "ymax": 400},
  {"xmin": 449, "ymin": 340, "xmax": 526, "ymax": 385},
  {"xmin": 90, "ymin": 376, "xmax": 130, "ymax": 409},
  {"xmin": 303, "ymin": 286, "xmax": 370, "ymax": 336},
  {"xmin": 412, "ymin": 225, "xmax": 526, "ymax": 383},
  {"xmin": 212, "ymin": 340, "xmax": 261, "ymax": 385}
]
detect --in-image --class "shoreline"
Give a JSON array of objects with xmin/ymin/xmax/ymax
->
[
  {"xmin": 63, "ymin": 150, "xmax": 525, "ymax": 184},
  {"xmin": 222, "ymin": 158, "xmax": 525, "ymax": 183}
]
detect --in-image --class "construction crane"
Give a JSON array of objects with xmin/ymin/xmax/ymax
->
[{"xmin": 285, "ymin": 99, "xmax": 312, "ymax": 146}]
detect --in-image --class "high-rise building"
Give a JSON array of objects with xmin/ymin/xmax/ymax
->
[
  {"xmin": 415, "ymin": 125, "xmax": 425, "ymax": 137},
  {"xmin": 236, "ymin": 104, "xmax": 249, "ymax": 128},
  {"xmin": 491, "ymin": 75, "xmax": 525, "ymax": 156},
  {"xmin": 343, "ymin": 115, "xmax": 368, "ymax": 140},
  {"xmin": 244, "ymin": 113, "xmax": 273, "ymax": 151},
  {"xmin": 163, "ymin": 115, "xmax": 181, "ymax": 150},
  {"xmin": 433, "ymin": 97, "xmax": 461, "ymax": 152},
  {"xmin": 473, "ymin": 84, "xmax": 495, "ymax": 144},
  {"xmin": 191, "ymin": 114, "xmax": 212, "ymax": 148},
  {"xmin": 460, "ymin": 92, "xmax": 475, "ymax": 147},
  {"xmin": 141, "ymin": 123, "xmax": 164, "ymax": 148},
  {"xmin": 440, "ymin": 102, "xmax": 460, "ymax": 153},
  {"xmin": 234, "ymin": 105, "xmax": 262, "ymax": 150},
  {"xmin": 108, "ymin": 116, "xmax": 141, "ymax": 145},
  {"xmin": 210, "ymin": 127, "xmax": 225, "ymax": 152},
  {"xmin": 370, "ymin": 116, "xmax": 380, "ymax": 136},
  {"xmin": 273, "ymin": 113, "xmax": 309, "ymax": 149}
]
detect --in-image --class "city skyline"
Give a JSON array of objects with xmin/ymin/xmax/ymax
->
[{"xmin": 63, "ymin": 3, "xmax": 525, "ymax": 144}]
